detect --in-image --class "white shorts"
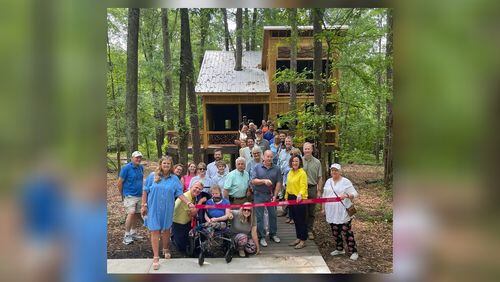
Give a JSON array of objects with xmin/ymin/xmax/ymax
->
[{"xmin": 123, "ymin": 196, "xmax": 142, "ymax": 214}]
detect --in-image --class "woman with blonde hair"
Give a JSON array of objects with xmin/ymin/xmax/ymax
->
[
  {"xmin": 230, "ymin": 202, "xmax": 260, "ymax": 257},
  {"xmin": 141, "ymin": 156, "xmax": 196, "ymax": 270}
]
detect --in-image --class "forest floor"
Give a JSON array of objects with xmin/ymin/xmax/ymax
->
[{"xmin": 107, "ymin": 163, "xmax": 392, "ymax": 273}]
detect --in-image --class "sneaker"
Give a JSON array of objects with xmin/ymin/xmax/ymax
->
[
  {"xmin": 131, "ymin": 233, "xmax": 144, "ymax": 240},
  {"xmin": 350, "ymin": 252, "xmax": 359, "ymax": 261},
  {"xmin": 259, "ymin": 238, "xmax": 268, "ymax": 247},
  {"xmin": 271, "ymin": 235, "xmax": 281, "ymax": 243},
  {"xmin": 330, "ymin": 250, "xmax": 345, "ymax": 256},
  {"xmin": 308, "ymin": 232, "xmax": 315, "ymax": 240},
  {"xmin": 239, "ymin": 250, "xmax": 246, "ymax": 257},
  {"xmin": 122, "ymin": 234, "xmax": 133, "ymax": 245}
]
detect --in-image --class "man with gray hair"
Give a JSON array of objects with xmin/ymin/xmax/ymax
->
[
  {"xmin": 246, "ymin": 146, "xmax": 263, "ymax": 176},
  {"xmin": 223, "ymin": 157, "xmax": 251, "ymax": 204},
  {"xmin": 302, "ymin": 142, "xmax": 323, "ymax": 240},
  {"xmin": 251, "ymin": 150, "xmax": 282, "ymax": 247}
]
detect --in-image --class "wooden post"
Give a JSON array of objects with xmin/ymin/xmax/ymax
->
[{"xmin": 202, "ymin": 97, "xmax": 209, "ymax": 149}]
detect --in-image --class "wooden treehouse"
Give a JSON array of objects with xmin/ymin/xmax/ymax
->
[{"xmin": 167, "ymin": 26, "xmax": 345, "ymax": 165}]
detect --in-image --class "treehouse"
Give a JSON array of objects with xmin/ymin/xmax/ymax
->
[{"xmin": 167, "ymin": 25, "xmax": 345, "ymax": 165}]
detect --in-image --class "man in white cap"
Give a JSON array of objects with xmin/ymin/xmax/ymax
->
[{"xmin": 117, "ymin": 151, "xmax": 145, "ymax": 244}]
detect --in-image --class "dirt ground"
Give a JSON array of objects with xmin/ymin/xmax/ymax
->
[{"xmin": 107, "ymin": 163, "xmax": 392, "ymax": 273}]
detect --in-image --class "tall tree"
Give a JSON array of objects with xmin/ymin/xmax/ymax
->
[
  {"xmin": 312, "ymin": 8, "xmax": 323, "ymax": 107},
  {"xmin": 288, "ymin": 8, "xmax": 298, "ymax": 135},
  {"xmin": 312, "ymin": 8, "xmax": 327, "ymax": 170},
  {"xmin": 180, "ymin": 9, "xmax": 202, "ymax": 164},
  {"xmin": 177, "ymin": 10, "xmax": 189, "ymax": 164},
  {"xmin": 375, "ymin": 13, "xmax": 384, "ymax": 163},
  {"xmin": 235, "ymin": 8, "xmax": 243, "ymax": 71},
  {"xmin": 140, "ymin": 9, "xmax": 164, "ymax": 159},
  {"xmin": 199, "ymin": 9, "xmax": 211, "ymax": 66},
  {"xmin": 384, "ymin": 9, "xmax": 393, "ymax": 188},
  {"xmin": 222, "ymin": 8, "xmax": 230, "ymax": 51},
  {"xmin": 251, "ymin": 8, "xmax": 258, "ymax": 50},
  {"xmin": 125, "ymin": 8, "xmax": 140, "ymax": 159},
  {"xmin": 244, "ymin": 8, "xmax": 250, "ymax": 51},
  {"xmin": 161, "ymin": 9, "xmax": 174, "ymax": 133},
  {"xmin": 107, "ymin": 31, "xmax": 121, "ymax": 171}
]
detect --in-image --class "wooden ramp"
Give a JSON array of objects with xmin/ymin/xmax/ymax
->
[{"xmin": 258, "ymin": 207, "xmax": 321, "ymax": 257}]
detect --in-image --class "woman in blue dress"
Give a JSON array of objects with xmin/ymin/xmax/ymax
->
[{"xmin": 141, "ymin": 156, "xmax": 195, "ymax": 270}]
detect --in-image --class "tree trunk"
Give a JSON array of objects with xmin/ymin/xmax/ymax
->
[
  {"xmin": 125, "ymin": 8, "xmax": 140, "ymax": 160},
  {"xmin": 384, "ymin": 9, "xmax": 394, "ymax": 189},
  {"xmin": 375, "ymin": 14, "xmax": 383, "ymax": 163},
  {"xmin": 222, "ymin": 8, "xmax": 230, "ymax": 51},
  {"xmin": 234, "ymin": 8, "xmax": 243, "ymax": 71},
  {"xmin": 312, "ymin": 8, "xmax": 323, "ymax": 107},
  {"xmin": 251, "ymin": 8, "xmax": 257, "ymax": 50},
  {"xmin": 312, "ymin": 8, "xmax": 327, "ymax": 170},
  {"xmin": 181, "ymin": 8, "xmax": 202, "ymax": 164},
  {"xmin": 244, "ymin": 8, "xmax": 250, "ymax": 51},
  {"xmin": 288, "ymin": 8, "xmax": 298, "ymax": 135},
  {"xmin": 199, "ymin": 9, "xmax": 210, "ymax": 66},
  {"xmin": 178, "ymin": 10, "xmax": 188, "ymax": 165},
  {"xmin": 144, "ymin": 134, "xmax": 151, "ymax": 159},
  {"xmin": 107, "ymin": 32, "xmax": 121, "ymax": 172},
  {"xmin": 161, "ymin": 9, "xmax": 174, "ymax": 134}
]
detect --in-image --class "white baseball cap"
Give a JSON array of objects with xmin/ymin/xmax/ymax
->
[
  {"xmin": 330, "ymin": 163, "xmax": 341, "ymax": 170},
  {"xmin": 131, "ymin": 151, "xmax": 143, "ymax": 158}
]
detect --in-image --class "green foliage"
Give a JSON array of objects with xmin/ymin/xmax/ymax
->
[
  {"xmin": 276, "ymin": 105, "xmax": 336, "ymax": 145},
  {"xmin": 273, "ymin": 68, "xmax": 311, "ymax": 85}
]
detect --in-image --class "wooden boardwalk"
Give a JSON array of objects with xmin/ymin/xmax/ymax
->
[{"xmin": 258, "ymin": 207, "xmax": 321, "ymax": 257}]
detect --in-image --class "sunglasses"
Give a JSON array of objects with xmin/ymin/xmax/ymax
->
[
  {"xmin": 242, "ymin": 209, "xmax": 251, "ymax": 212},
  {"xmin": 198, "ymin": 168, "xmax": 206, "ymax": 170}
]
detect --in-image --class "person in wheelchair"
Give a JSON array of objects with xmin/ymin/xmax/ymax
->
[
  {"xmin": 203, "ymin": 185, "xmax": 232, "ymax": 230},
  {"xmin": 188, "ymin": 185, "xmax": 235, "ymax": 265}
]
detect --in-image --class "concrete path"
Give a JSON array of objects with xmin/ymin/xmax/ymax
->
[{"xmin": 107, "ymin": 256, "xmax": 330, "ymax": 273}]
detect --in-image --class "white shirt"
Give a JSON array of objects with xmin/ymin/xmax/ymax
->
[
  {"xmin": 322, "ymin": 177, "xmax": 358, "ymax": 224},
  {"xmin": 239, "ymin": 147, "xmax": 252, "ymax": 163},
  {"xmin": 207, "ymin": 161, "xmax": 229, "ymax": 179}
]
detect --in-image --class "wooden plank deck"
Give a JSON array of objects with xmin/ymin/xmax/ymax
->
[{"xmin": 258, "ymin": 206, "xmax": 320, "ymax": 257}]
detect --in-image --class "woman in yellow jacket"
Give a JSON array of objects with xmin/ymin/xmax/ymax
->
[{"xmin": 285, "ymin": 154, "xmax": 308, "ymax": 249}]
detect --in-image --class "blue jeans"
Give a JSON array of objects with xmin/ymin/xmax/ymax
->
[{"xmin": 254, "ymin": 192, "xmax": 277, "ymax": 239}]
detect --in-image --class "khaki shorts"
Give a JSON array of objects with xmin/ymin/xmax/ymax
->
[{"xmin": 123, "ymin": 196, "xmax": 142, "ymax": 214}]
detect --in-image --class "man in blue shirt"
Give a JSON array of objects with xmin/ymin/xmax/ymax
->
[
  {"xmin": 263, "ymin": 124, "xmax": 275, "ymax": 143},
  {"xmin": 251, "ymin": 150, "xmax": 282, "ymax": 247},
  {"xmin": 118, "ymin": 151, "xmax": 145, "ymax": 245}
]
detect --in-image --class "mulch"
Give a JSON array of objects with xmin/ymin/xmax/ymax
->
[{"xmin": 107, "ymin": 163, "xmax": 392, "ymax": 273}]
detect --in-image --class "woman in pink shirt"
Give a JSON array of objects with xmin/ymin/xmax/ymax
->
[{"xmin": 181, "ymin": 162, "xmax": 196, "ymax": 192}]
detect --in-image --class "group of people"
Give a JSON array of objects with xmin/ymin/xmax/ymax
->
[{"xmin": 118, "ymin": 136, "xmax": 359, "ymax": 270}]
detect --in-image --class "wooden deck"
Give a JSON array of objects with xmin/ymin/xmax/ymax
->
[{"xmin": 259, "ymin": 206, "xmax": 320, "ymax": 257}]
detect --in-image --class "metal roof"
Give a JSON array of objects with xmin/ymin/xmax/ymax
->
[{"xmin": 195, "ymin": 51, "xmax": 270, "ymax": 94}]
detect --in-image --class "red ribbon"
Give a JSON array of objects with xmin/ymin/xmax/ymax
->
[{"xmin": 194, "ymin": 196, "xmax": 341, "ymax": 209}]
